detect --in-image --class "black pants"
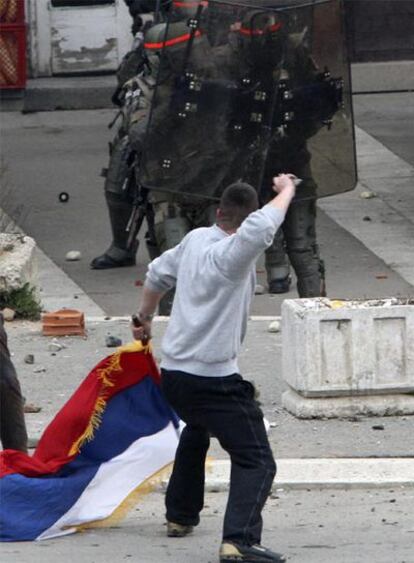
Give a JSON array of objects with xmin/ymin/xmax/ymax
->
[
  {"xmin": 161, "ymin": 369, "xmax": 276, "ymax": 546},
  {"xmin": 0, "ymin": 316, "xmax": 28, "ymax": 452}
]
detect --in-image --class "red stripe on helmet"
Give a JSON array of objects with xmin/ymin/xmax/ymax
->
[
  {"xmin": 173, "ymin": 1, "xmax": 208, "ymax": 7},
  {"xmin": 145, "ymin": 30, "xmax": 202, "ymax": 50},
  {"xmin": 239, "ymin": 21, "xmax": 282, "ymax": 37}
]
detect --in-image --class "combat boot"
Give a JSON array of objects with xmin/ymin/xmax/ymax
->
[
  {"xmin": 91, "ymin": 192, "xmax": 138, "ymax": 269},
  {"xmin": 219, "ymin": 542, "xmax": 286, "ymax": 562},
  {"xmin": 268, "ymin": 276, "xmax": 291, "ymax": 294},
  {"xmin": 90, "ymin": 241, "xmax": 138, "ymax": 269}
]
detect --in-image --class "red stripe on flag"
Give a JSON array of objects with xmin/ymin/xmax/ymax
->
[{"xmin": 0, "ymin": 349, "xmax": 160, "ymax": 478}]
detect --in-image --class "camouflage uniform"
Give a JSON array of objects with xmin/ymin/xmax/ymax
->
[
  {"xmin": 263, "ymin": 35, "xmax": 326, "ymax": 297},
  {"xmin": 216, "ymin": 10, "xmax": 327, "ymax": 297},
  {"xmin": 91, "ymin": 2, "xmax": 217, "ymax": 275}
]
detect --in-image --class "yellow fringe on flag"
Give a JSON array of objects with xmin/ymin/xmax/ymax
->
[{"xmin": 68, "ymin": 340, "xmax": 152, "ymax": 456}]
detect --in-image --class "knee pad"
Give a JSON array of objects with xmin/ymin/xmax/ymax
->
[
  {"xmin": 157, "ymin": 215, "xmax": 191, "ymax": 252},
  {"xmin": 104, "ymin": 137, "xmax": 132, "ymax": 197}
]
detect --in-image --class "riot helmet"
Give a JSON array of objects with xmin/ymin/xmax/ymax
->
[
  {"xmin": 169, "ymin": 0, "xmax": 208, "ymax": 22},
  {"xmin": 144, "ymin": 19, "xmax": 211, "ymax": 74},
  {"xmin": 236, "ymin": 10, "xmax": 287, "ymax": 70}
]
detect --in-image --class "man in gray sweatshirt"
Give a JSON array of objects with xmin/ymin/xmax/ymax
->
[{"xmin": 133, "ymin": 174, "xmax": 296, "ymax": 562}]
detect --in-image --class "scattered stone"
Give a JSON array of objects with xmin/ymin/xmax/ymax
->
[
  {"xmin": 33, "ymin": 366, "xmax": 46, "ymax": 373},
  {"xmin": 254, "ymin": 284, "xmax": 265, "ymax": 295},
  {"xmin": 65, "ymin": 250, "xmax": 82, "ymax": 261},
  {"xmin": 24, "ymin": 403, "xmax": 42, "ymax": 413},
  {"xmin": 24, "ymin": 354, "xmax": 35, "ymax": 364},
  {"xmin": 360, "ymin": 190, "xmax": 377, "ymax": 199},
  {"xmin": 48, "ymin": 341, "xmax": 64, "ymax": 352},
  {"xmin": 269, "ymin": 422, "xmax": 278, "ymax": 428},
  {"xmin": 372, "ymin": 424, "xmax": 385, "ymax": 431},
  {"xmin": 1, "ymin": 307, "xmax": 16, "ymax": 321},
  {"xmin": 105, "ymin": 335, "xmax": 122, "ymax": 348},
  {"xmin": 268, "ymin": 320, "xmax": 281, "ymax": 333},
  {"xmin": 363, "ymin": 216, "xmax": 372, "ymax": 221}
]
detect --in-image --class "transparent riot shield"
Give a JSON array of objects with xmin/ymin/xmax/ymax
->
[
  {"xmin": 138, "ymin": 0, "xmax": 289, "ymax": 200},
  {"xmin": 298, "ymin": 0, "xmax": 357, "ymax": 199},
  {"xmin": 138, "ymin": 0, "xmax": 357, "ymax": 202}
]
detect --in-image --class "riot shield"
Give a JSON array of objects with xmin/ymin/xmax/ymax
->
[
  {"xmin": 138, "ymin": 0, "xmax": 357, "ymax": 201},
  {"xmin": 300, "ymin": 0, "xmax": 357, "ymax": 199}
]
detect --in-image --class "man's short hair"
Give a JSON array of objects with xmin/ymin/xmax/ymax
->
[{"xmin": 219, "ymin": 182, "xmax": 259, "ymax": 228}]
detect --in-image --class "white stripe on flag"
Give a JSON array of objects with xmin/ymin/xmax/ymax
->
[{"xmin": 38, "ymin": 422, "xmax": 178, "ymax": 540}]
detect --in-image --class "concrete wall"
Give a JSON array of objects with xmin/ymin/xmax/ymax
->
[
  {"xmin": 345, "ymin": 0, "xmax": 414, "ymax": 92},
  {"xmin": 345, "ymin": 0, "xmax": 414, "ymax": 63}
]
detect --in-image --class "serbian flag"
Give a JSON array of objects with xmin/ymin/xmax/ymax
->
[{"xmin": 0, "ymin": 341, "xmax": 179, "ymax": 541}]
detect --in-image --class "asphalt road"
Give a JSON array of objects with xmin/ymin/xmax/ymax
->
[
  {"xmin": 1, "ymin": 487, "xmax": 413, "ymax": 563},
  {"xmin": 353, "ymin": 92, "xmax": 414, "ymax": 168},
  {"xmin": 1, "ymin": 92, "xmax": 413, "ymax": 316},
  {"xmin": 7, "ymin": 319, "xmax": 414, "ymax": 460}
]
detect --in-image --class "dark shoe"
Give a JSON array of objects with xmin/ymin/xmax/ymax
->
[
  {"xmin": 167, "ymin": 521, "xmax": 193, "ymax": 537},
  {"xmin": 90, "ymin": 253, "xmax": 135, "ymax": 270},
  {"xmin": 268, "ymin": 276, "xmax": 291, "ymax": 294},
  {"xmin": 219, "ymin": 542, "xmax": 286, "ymax": 562}
]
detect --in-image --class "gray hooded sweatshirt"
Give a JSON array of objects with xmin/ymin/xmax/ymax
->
[{"xmin": 145, "ymin": 204, "xmax": 285, "ymax": 377}]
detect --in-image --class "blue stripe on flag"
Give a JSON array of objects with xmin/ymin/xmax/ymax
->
[{"xmin": 72, "ymin": 375, "xmax": 174, "ymax": 465}]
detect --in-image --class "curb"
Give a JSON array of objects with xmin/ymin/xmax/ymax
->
[
  {"xmin": 160, "ymin": 458, "xmax": 414, "ymax": 492},
  {"xmin": 84, "ymin": 315, "xmax": 281, "ymax": 323}
]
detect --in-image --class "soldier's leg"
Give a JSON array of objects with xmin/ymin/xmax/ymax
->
[
  {"xmin": 91, "ymin": 135, "xmax": 138, "ymax": 269},
  {"xmin": 149, "ymin": 200, "xmax": 192, "ymax": 316},
  {"xmin": 265, "ymin": 229, "xmax": 291, "ymax": 294},
  {"xmin": 283, "ymin": 198, "xmax": 324, "ymax": 298},
  {"xmin": 151, "ymin": 199, "xmax": 216, "ymax": 315}
]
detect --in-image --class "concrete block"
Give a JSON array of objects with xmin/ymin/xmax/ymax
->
[
  {"xmin": 23, "ymin": 76, "xmax": 116, "ymax": 112},
  {"xmin": 282, "ymin": 298, "xmax": 414, "ymax": 398},
  {"xmin": 282, "ymin": 388, "xmax": 414, "ymax": 419},
  {"xmin": 0, "ymin": 234, "xmax": 38, "ymax": 293}
]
